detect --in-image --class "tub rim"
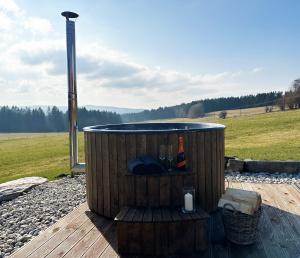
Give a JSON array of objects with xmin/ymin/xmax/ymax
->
[{"xmin": 83, "ymin": 122, "xmax": 225, "ymax": 134}]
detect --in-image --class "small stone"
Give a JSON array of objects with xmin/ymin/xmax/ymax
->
[{"xmin": 20, "ymin": 234, "xmax": 31, "ymax": 242}]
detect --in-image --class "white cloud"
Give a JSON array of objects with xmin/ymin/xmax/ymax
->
[
  {"xmin": 252, "ymin": 67, "xmax": 264, "ymax": 73},
  {"xmin": 0, "ymin": 34, "xmax": 247, "ymax": 108},
  {"xmin": 0, "ymin": 11, "xmax": 12, "ymax": 30},
  {"xmin": 0, "ymin": 0, "xmax": 20, "ymax": 14},
  {"xmin": 24, "ymin": 17, "xmax": 52, "ymax": 34}
]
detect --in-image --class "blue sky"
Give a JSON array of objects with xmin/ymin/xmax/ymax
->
[{"xmin": 0, "ymin": 0, "xmax": 299, "ymax": 109}]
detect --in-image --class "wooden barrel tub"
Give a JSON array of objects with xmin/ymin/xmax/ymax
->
[{"xmin": 83, "ymin": 122, "xmax": 225, "ymax": 218}]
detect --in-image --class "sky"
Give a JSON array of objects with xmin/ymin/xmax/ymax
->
[{"xmin": 0, "ymin": 0, "xmax": 299, "ymax": 109}]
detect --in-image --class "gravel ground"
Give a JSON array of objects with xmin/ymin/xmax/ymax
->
[
  {"xmin": 1, "ymin": 172, "xmax": 300, "ymax": 257},
  {"xmin": 0, "ymin": 175, "xmax": 86, "ymax": 258},
  {"xmin": 225, "ymin": 171, "xmax": 300, "ymax": 184}
]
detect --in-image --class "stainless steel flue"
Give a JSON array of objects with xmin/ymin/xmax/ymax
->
[{"xmin": 62, "ymin": 11, "xmax": 85, "ymax": 175}]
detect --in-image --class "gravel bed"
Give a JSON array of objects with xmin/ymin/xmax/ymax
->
[
  {"xmin": 0, "ymin": 175, "xmax": 86, "ymax": 258},
  {"xmin": 225, "ymin": 171, "xmax": 300, "ymax": 184}
]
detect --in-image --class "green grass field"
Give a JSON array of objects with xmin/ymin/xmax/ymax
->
[
  {"xmin": 0, "ymin": 133, "xmax": 84, "ymax": 184},
  {"xmin": 0, "ymin": 109, "xmax": 299, "ymax": 183}
]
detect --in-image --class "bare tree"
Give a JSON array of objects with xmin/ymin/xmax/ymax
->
[
  {"xmin": 286, "ymin": 79, "xmax": 300, "ymax": 109},
  {"xmin": 219, "ymin": 111, "xmax": 227, "ymax": 119}
]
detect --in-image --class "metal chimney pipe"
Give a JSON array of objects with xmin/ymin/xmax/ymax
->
[{"xmin": 62, "ymin": 11, "xmax": 85, "ymax": 175}]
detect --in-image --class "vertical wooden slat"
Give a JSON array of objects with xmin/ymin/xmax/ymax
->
[
  {"xmin": 148, "ymin": 176, "xmax": 160, "ymax": 207},
  {"xmin": 204, "ymin": 131, "xmax": 212, "ymax": 211},
  {"xmin": 211, "ymin": 131, "xmax": 217, "ymax": 210},
  {"xmin": 148, "ymin": 134, "xmax": 161, "ymax": 206},
  {"xmin": 125, "ymin": 134, "xmax": 136, "ymax": 206},
  {"xmin": 127, "ymin": 222, "xmax": 141, "ymax": 254},
  {"xmin": 171, "ymin": 175, "xmax": 183, "ymax": 207},
  {"xmin": 169, "ymin": 133, "xmax": 182, "ymax": 207},
  {"xmin": 156, "ymin": 133, "xmax": 168, "ymax": 169},
  {"xmin": 183, "ymin": 174, "xmax": 195, "ymax": 188},
  {"xmin": 197, "ymin": 132, "xmax": 205, "ymax": 209},
  {"xmin": 146, "ymin": 134, "xmax": 157, "ymax": 158},
  {"xmin": 141, "ymin": 224, "xmax": 154, "ymax": 255},
  {"xmin": 220, "ymin": 129, "xmax": 225, "ymax": 194},
  {"xmin": 215, "ymin": 131, "xmax": 220, "ymax": 202},
  {"xmin": 90, "ymin": 133, "xmax": 98, "ymax": 212},
  {"xmin": 183, "ymin": 132, "xmax": 196, "ymax": 191},
  {"xmin": 159, "ymin": 176, "xmax": 171, "ymax": 206},
  {"xmin": 136, "ymin": 135, "xmax": 148, "ymax": 206},
  {"xmin": 135, "ymin": 176, "xmax": 148, "ymax": 206},
  {"xmin": 136, "ymin": 134, "xmax": 147, "ymax": 156},
  {"xmin": 216, "ymin": 131, "xmax": 222, "ymax": 201},
  {"xmin": 117, "ymin": 134, "xmax": 126, "ymax": 209},
  {"xmin": 84, "ymin": 133, "xmax": 92, "ymax": 209},
  {"xmin": 102, "ymin": 133, "xmax": 110, "ymax": 217},
  {"xmin": 141, "ymin": 208, "xmax": 154, "ymax": 255},
  {"xmin": 168, "ymin": 221, "xmax": 182, "ymax": 254},
  {"xmin": 169, "ymin": 133, "xmax": 178, "ymax": 166},
  {"xmin": 189, "ymin": 132, "xmax": 198, "ymax": 202},
  {"xmin": 195, "ymin": 221, "xmax": 208, "ymax": 251},
  {"xmin": 109, "ymin": 134, "xmax": 118, "ymax": 217},
  {"xmin": 183, "ymin": 132, "xmax": 189, "ymax": 169},
  {"xmin": 180, "ymin": 221, "xmax": 195, "ymax": 254},
  {"xmin": 117, "ymin": 223, "xmax": 128, "ymax": 254},
  {"xmin": 154, "ymin": 222, "xmax": 169, "ymax": 256},
  {"xmin": 95, "ymin": 134, "xmax": 103, "ymax": 215}
]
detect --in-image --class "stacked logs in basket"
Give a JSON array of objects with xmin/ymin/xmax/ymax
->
[
  {"xmin": 218, "ymin": 188, "xmax": 262, "ymax": 215},
  {"xmin": 219, "ymin": 188, "xmax": 262, "ymax": 245}
]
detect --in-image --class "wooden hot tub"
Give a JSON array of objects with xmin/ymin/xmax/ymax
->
[{"xmin": 83, "ymin": 122, "xmax": 225, "ymax": 218}]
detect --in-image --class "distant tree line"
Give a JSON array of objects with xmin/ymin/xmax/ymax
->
[
  {"xmin": 0, "ymin": 106, "xmax": 122, "ymax": 132},
  {"xmin": 122, "ymin": 92, "xmax": 283, "ymax": 122}
]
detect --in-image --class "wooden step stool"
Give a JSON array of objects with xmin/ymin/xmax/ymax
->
[{"xmin": 115, "ymin": 206, "xmax": 209, "ymax": 256}]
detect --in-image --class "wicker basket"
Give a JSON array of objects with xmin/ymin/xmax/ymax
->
[{"xmin": 222, "ymin": 203, "xmax": 262, "ymax": 245}]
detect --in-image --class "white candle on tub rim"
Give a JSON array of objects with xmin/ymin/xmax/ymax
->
[{"xmin": 184, "ymin": 192, "xmax": 193, "ymax": 211}]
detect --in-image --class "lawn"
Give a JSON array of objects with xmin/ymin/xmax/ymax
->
[
  {"xmin": 219, "ymin": 109, "xmax": 300, "ymax": 160},
  {"xmin": 0, "ymin": 133, "xmax": 84, "ymax": 184},
  {"xmin": 0, "ymin": 109, "xmax": 299, "ymax": 183},
  {"xmin": 168, "ymin": 109, "xmax": 300, "ymax": 160}
]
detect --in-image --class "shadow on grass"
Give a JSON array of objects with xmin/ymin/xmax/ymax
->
[{"xmin": 54, "ymin": 173, "xmax": 69, "ymax": 179}]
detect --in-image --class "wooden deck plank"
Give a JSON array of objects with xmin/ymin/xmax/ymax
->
[
  {"xmin": 81, "ymin": 222, "xmax": 115, "ymax": 258},
  {"xmin": 9, "ymin": 203, "xmax": 88, "ymax": 258},
  {"xmin": 63, "ymin": 220, "xmax": 112, "ymax": 258},
  {"xmin": 27, "ymin": 212, "xmax": 95, "ymax": 258},
  {"xmin": 9, "ymin": 183, "xmax": 300, "ymax": 258},
  {"xmin": 249, "ymin": 183, "xmax": 295, "ymax": 258},
  {"xmin": 277, "ymin": 184, "xmax": 300, "ymax": 215},
  {"xmin": 98, "ymin": 224, "xmax": 119, "ymax": 258},
  {"xmin": 231, "ymin": 183, "xmax": 276, "ymax": 258},
  {"xmin": 46, "ymin": 215, "xmax": 102, "ymax": 258},
  {"xmin": 274, "ymin": 185, "xmax": 300, "ymax": 236}
]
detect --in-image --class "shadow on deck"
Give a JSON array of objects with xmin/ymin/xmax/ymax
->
[{"xmin": 9, "ymin": 183, "xmax": 300, "ymax": 258}]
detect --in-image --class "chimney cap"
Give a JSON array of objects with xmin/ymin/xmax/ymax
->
[{"xmin": 61, "ymin": 11, "xmax": 79, "ymax": 20}]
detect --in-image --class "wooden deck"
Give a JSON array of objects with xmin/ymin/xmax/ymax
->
[{"xmin": 9, "ymin": 182, "xmax": 300, "ymax": 258}]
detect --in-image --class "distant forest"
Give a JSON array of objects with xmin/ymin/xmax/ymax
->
[
  {"xmin": 121, "ymin": 92, "xmax": 283, "ymax": 122},
  {"xmin": 0, "ymin": 91, "xmax": 284, "ymax": 132},
  {"xmin": 0, "ymin": 106, "xmax": 122, "ymax": 132}
]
